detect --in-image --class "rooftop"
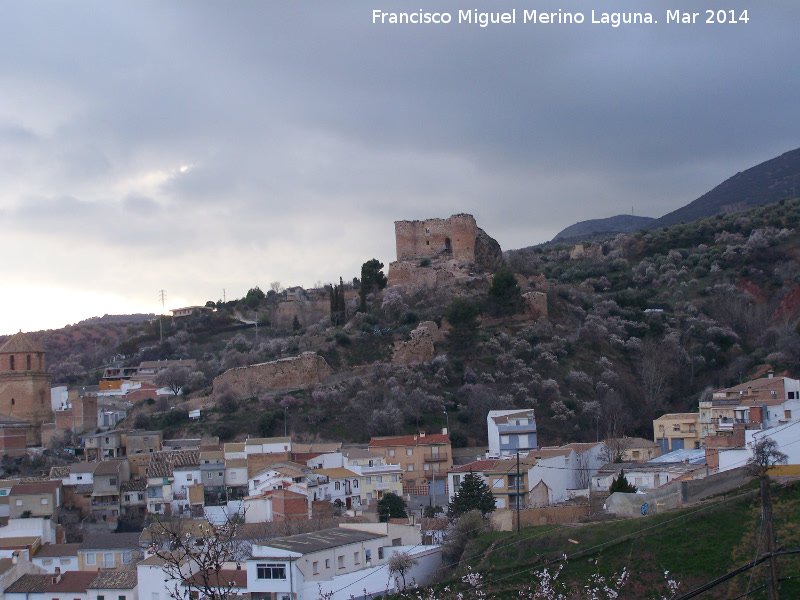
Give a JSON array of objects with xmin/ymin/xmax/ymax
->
[
  {"xmin": 256, "ymin": 528, "xmax": 385, "ymax": 555},
  {"xmin": 370, "ymin": 433, "xmax": 450, "ymax": 447},
  {"xmin": 49, "ymin": 571, "xmax": 101, "ymax": 593},
  {"xmin": 87, "ymin": 570, "xmax": 138, "ymax": 590},
  {"xmin": 4, "ymin": 573, "xmax": 53, "ymax": 594},
  {"xmin": 10, "ymin": 480, "xmax": 60, "ymax": 495},
  {"xmin": 0, "ymin": 331, "xmax": 45, "ymax": 354},
  {"xmin": 34, "ymin": 542, "xmax": 81, "ymax": 557},
  {"xmin": 79, "ymin": 532, "xmax": 142, "ymax": 551}
]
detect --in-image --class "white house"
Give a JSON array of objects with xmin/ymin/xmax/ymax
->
[
  {"xmin": 31, "ymin": 543, "xmax": 80, "ymax": 573},
  {"xmin": 246, "ymin": 523, "xmax": 438, "ymax": 600},
  {"xmin": 487, "ymin": 410, "xmax": 538, "ymax": 457},
  {"xmin": 718, "ymin": 421, "xmax": 800, "ymax": 473},
  {"xmin": 245, "ymin": 437, "xmax": 292, "ymax": 455},
  {"xmin": 137, "ymin": 552, "xmax": 201, "ymax": 600}
]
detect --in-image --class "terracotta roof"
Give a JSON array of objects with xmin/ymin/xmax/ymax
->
[
  {"xmin": 34, "ymin": 542, "xmax": 81, "ymax": 557},
  {"xmin": 183, "ymin": 569, "xmax": 247, "ymax": 589},
  {"xmin": 147, "ymin": 450, "xmax": 200, "ymax": 478},
  {"xmin": 421, "ymin": 517, "xmax": 449, "ymax": 531},
  {"xmin": 450, "ymin": 459, "xmax": 500, "ymax": 473},
  {"xmin": 292, "ymin": 442, "xmax": 342, "ymax": 453},
  {"xmin": 10, "ymin": 480, "xmax": 61, "ymax": 495},
  {"xmin": 370, "ymin": 433, "xmax": 450, "ymax": 447},
  {"xmin": 247, "ymin": 452, "xmax": 291, "ymax": 478},
  {"xmin": 49, "ymin": 570, "xmax": 100, "ymax": 593},
  {"xmin": 0, "ymin": 331, "xmax": 44, "ymax": 353},
  {"xmin": 224, "ymin": 443, "xmax": 246, "ymax": 453},
  {"xmin": 4, "ymin": 573, "xmax": 52, "ymax": 594},
  {"xmin": 87, "ymin": 570, "xmax": 138, "ymax": 589},
  {"xmin": 121, "ymin": 477, "xmax": 147, "ymax": 492},
  {"xmin": 531, "ymin": 447, "xmax": 574, "ymax": 459},
  {"xmin": 0, "ymin": 536, "xmax": 41, "ymax": 548},
  {"xmin": 50, "ymin": 466, "xmax": 71, "ymax": 479}
]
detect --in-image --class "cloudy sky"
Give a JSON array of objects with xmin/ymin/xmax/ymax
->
[{"xmin": 1, "ymin": 0, "xmax": 799, "ymax": 335}]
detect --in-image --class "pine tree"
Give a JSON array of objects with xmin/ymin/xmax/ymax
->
[
  {"xmin": 448, "ymin": 470, "xmax": 495, "ymax": 517},
  {"xmin": 609, "ymin": 469, "xmax": 637, "ymax": 493}
]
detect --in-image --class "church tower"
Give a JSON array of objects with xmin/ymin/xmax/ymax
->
[{"xmin": 0, "ymin": 331, "xmax": 53, "ymax": 424}]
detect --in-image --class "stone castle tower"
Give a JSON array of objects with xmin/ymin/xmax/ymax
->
[{"xmin": 0, "ymin": 331, "xmax": 53, "ymax": 424}]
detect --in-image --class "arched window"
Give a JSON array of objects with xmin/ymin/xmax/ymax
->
[
  {"xmin": 26, "ymin": 355, "xmax": 31, "ymax": 370},
  {"xmin": 445, "ymin": 237, "xmax": 452, "ymax": 252},
  {"xmin": 10, "ymin": 398, "xmax": 14, "ymax": 406},
  {"xmin": 9, "ymin": 356, "xmax": 14, "ymax": 370},
  {"xmin": 353, "ymin": 480, "xmax": 359, "ymax": 488}
]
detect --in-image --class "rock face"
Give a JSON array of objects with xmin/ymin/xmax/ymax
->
[
  {"xmin": 523, "ymin": 292, "xmax": 548, "ymax": 319},
  {"xmin": 213, "ymin": 352, "xmax": 333, "ymax": 398},
  {"xmin": 388, "ymin": 214, "xmax": 502, "ymax": 288},
  {"xmin": 392, "ymin": 322, "xmax": 442, "ymax": 365}
]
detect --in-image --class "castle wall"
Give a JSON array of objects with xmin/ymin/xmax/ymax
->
[
  {"xmin": 395, "ymin": 214, "xmax": 478, "ymax": 263},
  {"xmin": 213, "ymin": 352, "xmax": 334, "ymax": 399}
]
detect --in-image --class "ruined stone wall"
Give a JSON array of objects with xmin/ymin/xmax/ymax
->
[
  {"xmin": 213, "ymin": 352, "xmax": 334, "ymax": 398},
  {"xmin": 269, "ymin": 290, "xmax": 358, "ymax": 330},
  {"xmin": 523, "ymin": 292, "xmax": 548, "ymax": 320},
  {"xmin": 392, "ymin": 322, "xmax": 442, "ymax": 365},
  {"xmin": 395, "ymin": 214, "xmax": 478, "ymax": 263}
]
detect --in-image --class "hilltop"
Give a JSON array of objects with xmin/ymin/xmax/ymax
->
[{"xmin": 31, "ymin": 196, "xmax": 800, "ymax": 451}]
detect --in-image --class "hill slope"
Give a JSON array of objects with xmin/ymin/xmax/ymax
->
[
  {"xmin": 552, "ymin": 214, "xmax": 655, "ymax": 242},
  {"xmin": 650, "ymin": 147, "xmax": 800, "ymax": 229}
]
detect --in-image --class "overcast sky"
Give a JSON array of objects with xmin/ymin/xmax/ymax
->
[{"xmin": 1, "ymin": 0, "xmax": 799, "ymax": 335}]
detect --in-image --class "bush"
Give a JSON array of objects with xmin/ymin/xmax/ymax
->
[
  {"xmin": 419, "ymin": 257, "xmax": 431, "ymax": 267},
  {"xmin": 212, "ymin": 422, "xmax": 236, "ymax": 441},
  {"xmin": 334, "ymin": 332, "xmax": 351, "ymax": 346}
]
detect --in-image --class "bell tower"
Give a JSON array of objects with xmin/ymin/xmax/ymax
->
[{"xmin": 0, "ymin": 331, "xmax": 53, "ymax": 424}]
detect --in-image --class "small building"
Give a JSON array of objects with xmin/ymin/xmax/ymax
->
[
  {"xmin": 654, "ymin": 413, "xmax": 701, "ymax": 453},
  {"xmin": 32, "ymin": 543, "xmax": 81, "ymax": 573},
  {"xmin": 369, "ymin": 431, "xmax": 452, "ymax": 496},
  {"xmin": 91, "ymin": 459, "xmax": 130, "ymax": 521},
  {"xmin": 85, "ymin": 570, "xmax": 138, "ymax": 600},
  {"xmin": 9, "ymin": 481, "xmax": 61, "ymax": 520},
  {"xmin": 487, "ymin": 410, "xmax": 538, "ymax": 457},
  {"xmin": 78, "ymin": 532, "xmax": 142, "ymax": 571}
]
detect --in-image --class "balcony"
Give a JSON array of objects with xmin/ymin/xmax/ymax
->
[
  {"xmin": 423, "ymin": 452, "xmax": 448, "ymax": 462},
  {"xmin": 359, "ymin": 465, "xmax": 403, "ymax": 474},
  {"xmin": 374, "ymin": 481, "xmax": 391, "ymax": 490},
  {"xmin": 497, "ymin": 423, "xmax": 537, "ymax": 434}
]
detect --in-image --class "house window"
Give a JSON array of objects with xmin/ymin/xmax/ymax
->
[
  {"xmin": 313, "ymin": 561, "xmax": 319, "ymax": 574},
  {"xmin": 110, "ymin": 478, "xmax": 117, "ymax": 486},
  {"xmin": 98, "ymin": 596, "xmax": 104, "ymax": 600},
  {"xmin": 9, "ymin": 356, "xmax": 14, "ymax": 370},
  {"xmin": 42, "ymin": 498, "xmax": 49, "ymax": 505},
  {"xmin": 123, "ymin": 551, "xmax": 132, "ymax": 564},
  {"xmin": 392, "ymin": 538, "xmax": 402, "ymax": 546},
  {"xmin": 60, "ymin": 558, "xmax": 71, "ymax": 565},
  {"xmin": 354, "ymin": 551, "xmax": 360, "ymax": 564},
  {"xmin": 388, "ymin": 449, "xmax": 395, "ymax": 457},
  {"xmin": 392, "ymin": 474, "xmax": 399, "ymax": 482},
  {"xmin": 15, "ymin": 499, "xmax": 22, "ymax": 506},
  {"xmin": 338, "ymin": 556, "xmax": 344, "ymax": 569},
  {"xmin": 492, "ymin": 478, "xmax": 503, "ymax": 489},
  {"xmin": 257, "ymin": 563, "xmax": 286, "ymax": 579},
  {"xmin": 325, "ymin": 559, "xmax": 330, "ymax": 569},
  {"xmin": 365, "ymin": 476, "xmax": 372, "ymax": 484},
  {"xmin": 335, "ymin": 482, "xmax": 341, "ymax": 490},
  {"xmin": 219, "ymin": 472, "xmax": 223, "ymax": 477},
  {"xmin": 119, "ymin": 596, "xmax": 126, "ymax": 600},
  {"xmin": 186, "ymin": 474, "xmax": 192, "ymax": 481},
  {"xmin": 43, "ymin": 559, "xmax": 53, "ymax": 566},
  {"xmin": 26, "ymin": 355, "xmax": 31, "ymax": 370},
  {"xmin": 424, "ymin": 464, "xmax": 430, "ymax": 471},
  {"xmin": 207, "ymin": 473, "xmax": 212, "ymax": 479},
  {"xmin": 86, "ymin": 553, "xmax": 96, "ymax": 565},
  {"xmin": 104, "ymin": 553, "xmax": 115, "ymax": 568},
  {"xmin": 378, "ymin": 547, "xmax": 384, "ymax": 560},
  {"xmin": 406, "ymin": 449, "xmax": 413, "ymax": 456},
  {"xmin": 353, "ymin": 480, "xmax": 359, "ymax": 488},
  {"xmin": 407, "ymin": 464, "xmax": 414, "ymax": 472},
  {"xmin": 786, "ymin": 410, "xmax": 792, "ymax": 419}
]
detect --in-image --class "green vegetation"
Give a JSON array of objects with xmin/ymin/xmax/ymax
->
[
  {"xmin": 377, "ymin": 491, "xmax": 407, "ymax": 522},
  {"xmin": 448, "ymin": 470, "xmax": 495, "ymax": 517}
]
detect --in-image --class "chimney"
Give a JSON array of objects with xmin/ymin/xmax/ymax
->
[
  {"xmin": 419, "ymin": 431, "xmax": 426, "ymax": 438},
  {"xmin": 768, "ymin": 371, "xmax": 774, "ymax": 379}
]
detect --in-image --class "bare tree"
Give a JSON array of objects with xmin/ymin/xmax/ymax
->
[
  {"xmin": 147, "ymin": 514, "xmax": 245, "ymax": 600},
  {"xmin": 601, "ymin": 437, "xmax": 632, "ymax": 464},
  {"xmin": 388, "ymin": 551, "xmax": 419, "ymax": 590},
  {"xmin": 155, "ymin": 365, "xmax": 191, "ymax": 397}
]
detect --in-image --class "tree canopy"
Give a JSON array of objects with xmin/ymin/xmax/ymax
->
[
  {"xmin": 377, "ymin": 491, "xmax": 407, "ymax": 522},
  {"xmin": 448, "ymin": 470, "xmax": 495, "ymax": 517},
  {"xmin": 359, "ymin": 259, "xmax": 388, "ymax": 312},
  {"xmin": 487, "ymin": 266, "xmax": 523, "ymax": 316}
]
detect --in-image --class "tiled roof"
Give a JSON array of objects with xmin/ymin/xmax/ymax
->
[
  {"xmin": 121, "ymin": 477, "xmax": 147, "ymax": 492},
  {"xmin": 34, "ymin": 542, "xmax": 81, "ymax": 557},
  {"xmin": 292, "ymin": 442, "xmax": 342, "ymax": 453},
  {"xmin": 449, "ymin": 459, "xmax": 500, "ymax": 473},
  {"xmin": 257, "ymin": 528, "xmax": 384, "ymax": 555},
  {"xmin": 49, "ymin": 570, "xmax": 100, "ymax": 592},
  {"xmin": 70, "ymin": 462, "xmax": 98, "ymax": 473},
  {"xmin": 314, "ymin": 467, "xmax": 359, "ymax": 479},
  {"xmin": 50, "ymin": 466, "xmax": 70, "ymax": 479},
  {"xmin": 93, "ymin": 460, "xmax": 124, "ymax": 475},
  {"xmin": 247, "ymin": 452, "xmax": 291, "ymax": 478},
  {"xmin": 489, "ymin": 410, "xmax": 535, "ymax": 424},
  {"xmin": 561, "ymin": 442, "xmax": 603, "ymax": 454},
  {"xmin": 74, "ymin": 484, "xmax": 94, "ymax": 494},
  {"xmin": 87, "ymin": 570, "xmax": 138, "ymax": 589},
  {"xmin": 370, "ymin": 433, "xmax": 450, "ymax": 447},
  {"xmin": 5, "ymin": 574, "xmax": 53, "ymax": 593},
  {"xmin": 147, "ymin": 450, "xmax": 200, "ymax": 478},
  {"xmin": 225, "ymin": 458, "xmax": 248, "ymax": 469},
  {"xmin": 10, "ymin": 480, "xmax": 61, "ymax": 495},
  {"xmin": 0, "ymin": 331, "xmax": 44, "ymax": 353},
  {"xmin": 79, "ymin": 532, "xmax": 142, "ymax": 551},
  {"xmin": 246, "ymin": 436, "xmax": 291, "ymax": 445},
  {"xmin": 530, "ymin": 448, "xmax": 573, "ymax": 459},
  {"xmin": 342, "ymin": 448, "xmax": 381, "ymax": 459},
  {"xmin": 421, "ymin": 517, "xmax": 449, "ymax": 531}
]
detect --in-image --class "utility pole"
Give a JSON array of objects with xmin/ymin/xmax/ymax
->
[
  {"xmin": 158, "ymin": 290, "xmax": 166, "ymax": 345},
  {"xmin": 516, "ymin": 452, "xmax": 521, "ymax": 534},
  {"xmin": 761, "ymin": 474, "xmax": 780, "ymax": 600}
]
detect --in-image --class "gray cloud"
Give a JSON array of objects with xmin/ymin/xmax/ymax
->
[{"xmin": 0, "ymin": 0, "xmax": 798, "ymax": 331}]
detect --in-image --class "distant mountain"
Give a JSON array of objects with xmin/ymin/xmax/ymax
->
[
  {"xmin": 552, "ymin": 215, "xmax": 655, "ymax": 242},
  {"xmin": 552, "ymin": 147, "xmax": 800, "ymax": 242},
  {"xmin": 649, "ymin": 147, "xmax": 800, "ymax": 229}
]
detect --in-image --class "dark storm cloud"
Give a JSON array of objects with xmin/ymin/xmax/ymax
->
[{"xmin": 1, "ymin": 0, "xmax": 799, "ymax": 329}]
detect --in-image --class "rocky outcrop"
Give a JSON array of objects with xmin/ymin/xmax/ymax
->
[
  {"xmin": 213, "ymin": 352, "xmax": 333, "ymax": 398},
  {"xmin": 523, "ymin": 292, "xmax": 548, "ymax": 319},
  {"xmin": 392, "ymin": 322, "xmax": 442, "ymax": 365},
  {"xmin": 475, "ymin": 227, "xmax": 503, "ymax": 270}
]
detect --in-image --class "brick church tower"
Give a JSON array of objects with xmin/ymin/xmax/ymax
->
[{"xmin": 0, "ymin": 331, "xmax": 53, "ymax": 424}]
